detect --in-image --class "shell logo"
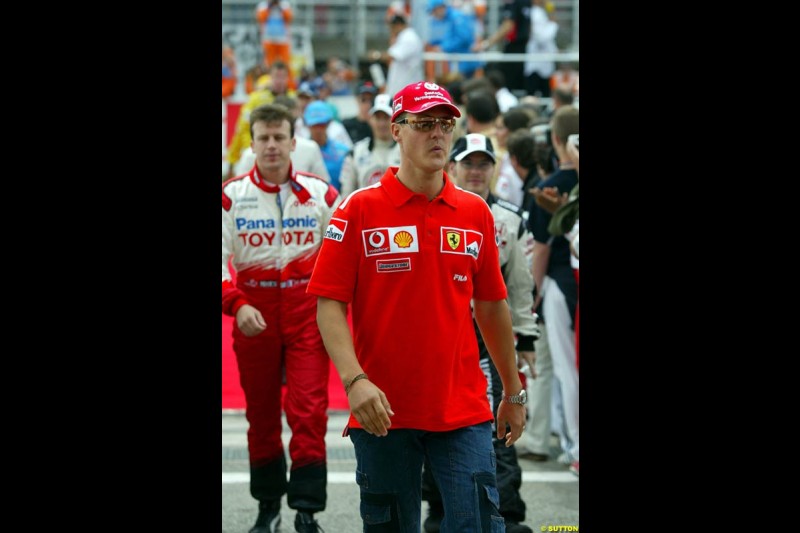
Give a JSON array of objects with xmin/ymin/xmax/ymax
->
[{"xmin": 393, "ymin": 230, "xmax": 414, "ymax": 248}]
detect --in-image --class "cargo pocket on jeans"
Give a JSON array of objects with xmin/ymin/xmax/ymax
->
[
  {"xmin": 359, "ymin": 491, "xmax": 394, "ymax": 525},
  {"xmin": 489, "ymin": 514, "xmax": 505, "ymax": 532},
  {"xmin": 475, "ymin": 471, "xmax": 504, "ymax": 532}
]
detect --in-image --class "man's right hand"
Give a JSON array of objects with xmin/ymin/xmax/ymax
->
[
  {"xmin": 348, "ymin": 379, "xmax": 394, "ymax": 437},
  {"xmin": 235, "ymin": 304, "xmax": 267, "ymax": 337}
]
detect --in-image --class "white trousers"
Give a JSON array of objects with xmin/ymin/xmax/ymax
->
[
  {"xmin": 542, "ymin": 275, "xmax": 579, "ymax": 462},
  {"xmin": 550, "ymin": 373, "xmax": 575, "ymax": 460},
  {"xmin": 524, "ymin": 324, "xmax": 552, "ymax": 455}
]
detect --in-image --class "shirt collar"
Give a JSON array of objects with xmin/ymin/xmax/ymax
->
[
  {"xmin": 380, "ymin": 166, "xmax": 459, "ymax": 209},
  {"xmin": 250, "ymin": 163, "xmax": 311, "ymax": 204}
]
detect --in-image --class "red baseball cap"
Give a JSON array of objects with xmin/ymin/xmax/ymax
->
[{"xmin": 391, "ymin": 81, "xmax": 462, "ymax": 122}]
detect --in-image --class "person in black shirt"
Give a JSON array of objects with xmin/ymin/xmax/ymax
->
[
  {"xmin": 342, "ymin": 82, "xmax": 378, "ymax": 145},
  {"xmin": 474, "ymin": 0, "xmax": 531, "ymax": 93}
]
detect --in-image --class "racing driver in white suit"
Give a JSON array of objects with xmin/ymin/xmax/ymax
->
[{"xmin": 222, "ymin": 103, "xmax": 341, "ymax": 532}]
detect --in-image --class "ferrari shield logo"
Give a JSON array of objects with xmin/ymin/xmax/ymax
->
[{"xmin": 446, "ymin": 231, "xmax": 461, "ymax": 250}]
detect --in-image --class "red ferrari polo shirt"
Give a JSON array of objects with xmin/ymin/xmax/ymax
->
[{"xmin": 307, "ymin": 167, "xmax": 508, "ymax": 431}]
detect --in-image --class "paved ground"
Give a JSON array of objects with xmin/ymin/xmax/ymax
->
[{"xmin": 222, "ymin": 410, "xmax": 579, "ymax": 532}]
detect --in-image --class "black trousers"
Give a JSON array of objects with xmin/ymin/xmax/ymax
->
[
  {"xmin": 525, "ymin": 72, "xmax": 552, "ymax": 98},
  {"xmin": 486, "ymin": 41, "xmax": 527, "ymax": 94}
]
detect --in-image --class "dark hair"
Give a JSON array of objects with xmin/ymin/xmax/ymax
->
[
  {"xmin": 389, "ymin": 14, "xmax": 407, "ymax": 25},
  {"xmin": 465, "ymin": 91, "xmax": 499, "ymax": 123},
  {"xmin": 250, "ymin": 104, "xmax": 295, "ymax": 139},
  {"xmin": 502, "ymin": 107, "xmax": 534, "ymax": 132},
  {"xmin": 484, "ymin": 69, "xmax": 506, "ymax": 90},
  {"xmin": 533, "ymin": 141, "xmax": 556, "ymax": 175},
  {"xmin": 506, "ymin": 130, "xmax": 537, "ymax": 170},
  {"xmin": 445, "ymin": 80, "xmax": 464, "ymax": 105}
]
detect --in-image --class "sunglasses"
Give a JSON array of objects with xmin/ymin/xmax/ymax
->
[
  {"xmin": 459, "ymin": 160, "xmax": 494, "ymax": 170},
  {"xmin": 395, "ymin": 117, "xmax": 456, "ymax": 133}
]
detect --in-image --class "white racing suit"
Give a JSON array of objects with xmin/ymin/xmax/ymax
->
[{"xmin": 222, "ymin": 164, "xmax": 341, "ymax": 512}]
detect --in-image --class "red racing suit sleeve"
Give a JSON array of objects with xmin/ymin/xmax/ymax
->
[
  {"xmin": 222, "ymin": 280, "xmax": 249, "ymax": 317},
  {"xmin": 222, "ymin": 187, "xmax": 250, "ymax": 317}
]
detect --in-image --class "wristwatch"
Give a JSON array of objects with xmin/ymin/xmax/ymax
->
[{"xmin": 502, "ymin": 389, "xmax": 527, "ymax": 405}]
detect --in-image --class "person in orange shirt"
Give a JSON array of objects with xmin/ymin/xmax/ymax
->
[
  {"xmin": 255, "ymin": 0, "xmax": 293, "ymax": 71},
  {"xmin": 550, "ymin": 62, "xmax": 580, "ymax": 98},
  {"xmin": 222, "ymin": 44, "xmax": 238, "ymax": 100}
]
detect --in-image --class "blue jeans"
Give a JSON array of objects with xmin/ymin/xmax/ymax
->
[{"xmin": 349, "ymin": 422, "xmax": 505, "ymax": 532}]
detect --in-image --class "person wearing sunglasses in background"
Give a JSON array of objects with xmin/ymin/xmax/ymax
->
[{"xmin": 308, "ymin": 81, "xmax": 527, "ymax": 532}]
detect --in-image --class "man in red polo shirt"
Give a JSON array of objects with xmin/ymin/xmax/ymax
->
[{"xmin": 307, "ymin": 81, "xmax": 526, "ymax": 532}]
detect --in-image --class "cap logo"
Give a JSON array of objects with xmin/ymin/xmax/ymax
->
[
  {"xmin": 469, "ymin": 137, "xmax": 482, "ymax": 145},
  {"xmin": 414, "ymin": 88, "xmax": 449, "ymax": 106},
  {"xmin": 392, "ymin": 80, "xmax": 460, "ymax": 121}
]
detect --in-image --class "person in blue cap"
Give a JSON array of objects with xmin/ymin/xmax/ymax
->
[
  {"xmin": 304, "ymin": 101, "xmax": 351, "ymax": 192},
  {"xmin": 426, "ymin": 0, "xmax": 484, "ymax": 79}
]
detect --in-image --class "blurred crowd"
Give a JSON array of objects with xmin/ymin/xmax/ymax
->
[{"xmin": 222, "ymin": 2, "xmax": 579, "ymax": 531}]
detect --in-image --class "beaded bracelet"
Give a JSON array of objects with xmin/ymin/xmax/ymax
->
[{"xmin": 344, "ymin": 373, "xmax": 369, "ymax": 396}]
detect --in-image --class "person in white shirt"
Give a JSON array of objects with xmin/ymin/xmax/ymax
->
[
  {"xmin": 376, "ymin": 15, "xmax": 424, "ymax": 98},
  {"xmin": 524, "ymin": 0, "xmax": 559, "ymax": 97}
]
